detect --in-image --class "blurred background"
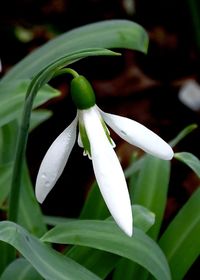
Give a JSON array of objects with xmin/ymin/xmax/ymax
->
[{"xmin": 1, "ymin": 1, "xmax": 200, "ymax": 278}]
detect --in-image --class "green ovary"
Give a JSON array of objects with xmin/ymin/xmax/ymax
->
[{"xmin": 70, "ymin": 75, "xmax": 96, "ymax": 109}]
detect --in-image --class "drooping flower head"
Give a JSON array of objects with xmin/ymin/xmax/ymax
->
[{"xmin": 35, "ymin": 72, "xmax": 173, "ymax": 236}]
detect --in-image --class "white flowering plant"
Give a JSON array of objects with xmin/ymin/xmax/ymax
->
[{"xmin": 0, "ymin": 20, "xmax": 200, "ymax": 280}]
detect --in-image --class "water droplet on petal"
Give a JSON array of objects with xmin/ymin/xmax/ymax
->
[
  {"xmin": 45, "ymin": 180, "xmax": 50, "ymax": 188},
  {"xmin": 41, "ymin": 173, "xmax": 47, "ymax": 179}
]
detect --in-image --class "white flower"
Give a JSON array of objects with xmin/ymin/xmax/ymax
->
[{"xmin": 35, "ymin": 104, "xmax": 173, "ymax": 236}]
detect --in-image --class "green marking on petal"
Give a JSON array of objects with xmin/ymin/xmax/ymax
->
[
  {"xmin": 79, "ymin": 121, "xmax": 91, "ymax": 158},
  {"xmin": 101, "ymin": 118, "xmax": 115, "ymax": 148}
]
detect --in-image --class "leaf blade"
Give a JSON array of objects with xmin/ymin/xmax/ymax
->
[
  {"xmin": 169, "ymin": 124, "xmax": 197, "ymax": 148},
  {"xmin": 0, "ymin": 80, "xmax": 59, "ymax": 128},
  {"xmin": 174, "ymin": 152, "xmax": 200, "ymax": 178},
  {"xmin": 65, "ymin": 205, "xmax": 155, "ymax": 278},
  {"xmin": 42, "ymin": 220, "xmax": 171, "ymax": 280},
  {"xmin": 2, "ymin": 20, "xmax": 148, "ymax": 82},
  {"xmin": 1, "ymin": 258, "xmax": 43, "ymax": 280},
  {"xmin": 0, "ymin": 221, "xmax": 101, "ymax": 280},
  {"xmin": 159, "ymin": 188, "xmax": 200, "ymax": 280},
  {"xmin": 18, "ymin": 164, "xmax": 47, "ymax": 237},
  {"xmin": 121, "ymin": 155, "xmax": 170, "ymax": 280},
  {"xmin": 132, "ymin": 155, "xmax": 170, "ymax": 239}
]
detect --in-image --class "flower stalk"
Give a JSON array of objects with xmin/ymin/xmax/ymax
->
[{"xmin": 7, "ymin": 67, "xmax": 80, "ymax": 265}]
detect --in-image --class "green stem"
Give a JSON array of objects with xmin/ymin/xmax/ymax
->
[
  {"xmin": 7, "ymin": 66, "xmax": 78, "ymax": 264},
  {"xmin": 3, "ymin": 47, "xmax": 116, "ymax": 268},
  {"xmin": 8, "ymin": 88, "xmax": 36, "ymax": 221},
  {"xmin": 53, "ymin": 68, "xmax": 79, "ymax": 78},
  {"xmin": 5, "ymin": 78, "xmax": 39, "ymax": 265},
  {"xmin": 8, "ymin": 67, "xmax": 78, "ymax": 222}
]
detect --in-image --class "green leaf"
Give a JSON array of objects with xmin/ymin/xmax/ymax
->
[
  {"xmin": 67, "ymin": 246, "xmax": 117, "ymax": 279},
  {"xmin": 132, "ymin": 155, "xmax": 170, "ymax": 239},
  {"xmin": 0, "ymin": 80, "xmax": 59, "ymax": 128},
  {"xmin": 44, "ymin": 216, "xmax": 73, "ymax": 226},
  {"xmin": 0, "ymin": 243, "xmax": 13, "ymax": 276},
  {"xmin": 128, "ymin": 164, "xmax": 140, "ymax": 203},
  {"xmin": 65, "ymin": 205, "xmax": 155, "ymax": 278},
  {"xmin": 1, "ymin": 20, "xmax": 148, "ymax": 82},
  {"xmin": 113, "ymin": 258, "xmax": 147, "ymax": 280},
  {"xmin": 0, "ymin": 162, "xmax": 12, "ymax": 208},
  {"xmin": 44, "ymin": 187, "xmax": 155, "ymax": 279},
  {"xmin": 29, "ymin": 109, "xmax": 53, "ymax": 131},
  {"xmin": 0, "ymin": 126, "xmax": 18, "ymax": 210},
  {"xmin": 0, "ymin": 162, "xmax": 46, "ymax": 237},
  {"xmin": 169, "ymin": 124, "xmax": 198, "ymax": 148},
  {"xmin": 122, "ymin": 155, "xmax": 170, "ymax": 280},
  {"xmin": 125, "ymin": 156, "xmax": 144, "ymax": 178},
  {"xmin": 0, "ymin": 122, "xmax": 18, "ymax": 273},
  {"xmin": 0, "ymin": 164, "xmax": 47, "ymax": 271},
  {"xmin": 46, "ymin": 205, "xmax": 155, "ymax": 232},
  {"xmin": 18, "ymin": 164, "xmax": 47, "ymax": 237},
  {"xmin": 42, "ymin": 220, "xmax": 171, "ymax": 280},
  {"xmin": 0, "ymin": 122, "xmax": 18, "ymax": 164},
  {"xmin": 174, "ymin": 152, "xmax": 200, "ymax": 178},
  {"xmin": 79, "ymin": 182, "xmax": 109, "ymax": 220},
  {"xmin": 159, "ymin": 187, "xmax": 200, "ymax": 280},
  {"xmin": 0, "ymin": 109, "xmax": 52, "ymax": 208},
  {"xmin": 1, "ymin": 258, "xmax": 43, "ymax": 280},
  {"xmin": 132, "ymin": 205, "xmax": 155, "ymax": 232},
  {"xmin": 0, "ymin": 221, "xmax": 101, "ymax": 280}
]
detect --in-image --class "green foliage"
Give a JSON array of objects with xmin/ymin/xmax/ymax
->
[
  {"xmin": 0, "ymin": 18, "xmax": 199, "ymax": 280},
  {"xmin": 42, "ymin": 220, "xmax": 171, "ymax": 280},
  {"xmin": 45, "ymin": 205, "xmax": 155, "ymax": 279},
  {"xmin": 169, "ymin": 124, "xmax": 198, "ymax": 148},
  {"xmin": 1, "ymin": 258, "xmax": 43, "ymax": 280},
  {"xmin": 1, "ymin": 20, "xmax": 148, "ymax": 82},
  {"xmin": 132, "ymin": 155, "xmax": 171, "ymax": 239},
  {"xmin": 0, "ymin": 80, "xmax": 59, "ymax": 128},
  {"xmin": 0, "ymin": 221, "xmax": 101, "ymax": 280},
  {"xmin": 174, "ymin": 152, "xmax": 200, "ymax": 178},
  {"xmin": 159, "ymin": 188, "xmax": 200, "ymax": 280}
]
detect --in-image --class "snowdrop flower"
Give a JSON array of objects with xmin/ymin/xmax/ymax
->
[{"xmin": 35, "ymin": 75, "xmax": 173, "ymax": 236}]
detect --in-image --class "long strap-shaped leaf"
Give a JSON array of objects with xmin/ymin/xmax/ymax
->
[
  {"xmin": 114, "ymin": 156, "xmax": 170, "ymax": 280},
  {"xmin": 1, "ymin": 258, "xmax": 43, "ymax": 280},
  {"xmin": 0, "ymin": 81, "xmax": 59, "ymax": 128},
  {"xmin": 132, "ymin": 155, "xmax": 170, "ymax": 239},
  {"xmin": 1, "ymin": 20, "xmax": 148, "ymax": 82},
  {"xmin": 0, "ymin": 221, "xmax": 101, "ymax": 280},
  {"xmin": 66, "ymin": 205, "xmax": 155, "ymax": 278},
  {"xmin": 159, "ymin": 187, "xmax": 200, "ymax": 280},
  {"xmin": 42, "ymin": 220, "xmax": 171, "ymax": 280}
]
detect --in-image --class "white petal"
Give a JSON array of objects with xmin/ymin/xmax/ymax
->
[
  {"xmin": 80, "ymin": 107, "xmax": 133, "ymax": 236},
  {"xmin": 35, "ymin": 115, "xmax": 78, "ymax": 203},
  {"xmin": 100, "ymin": 110, "xmax": 174, "ymax": 160}
]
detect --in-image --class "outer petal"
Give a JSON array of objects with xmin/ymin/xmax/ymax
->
[
  {"xmin": 80, "ymin": 107, "xmax": 133, "ymax": 236},
  {"xmin": 100, "ymin": 110, "xmax": 174, "ymax": 160},
  {"xmin": 35, "ymin": 115, "xmax": 78, "ymax": 203}
]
